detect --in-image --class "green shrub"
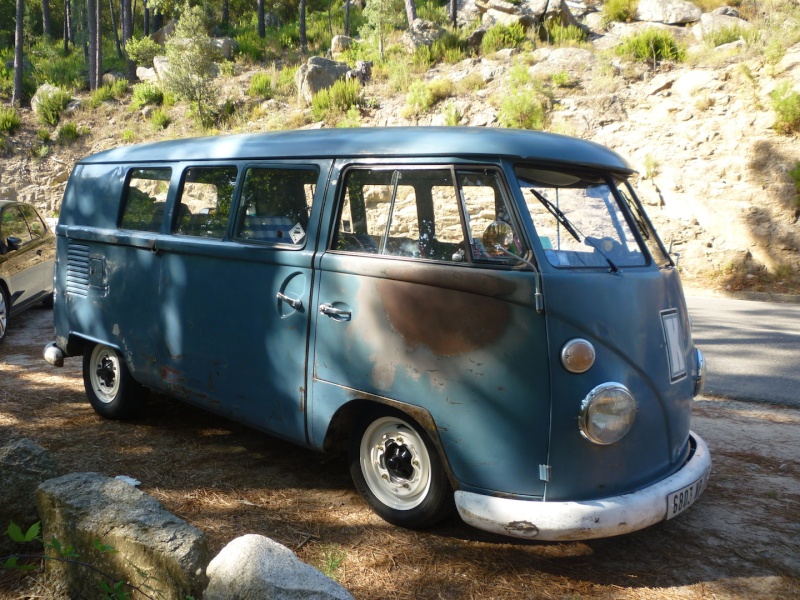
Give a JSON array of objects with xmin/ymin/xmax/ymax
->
[
  {"xmin": 36, "ymin": 128, "xmax": 51, "ymax": 142},
  {"xmin": 551, "ymin": 70, "xmax": 573, "ymax": 88},
  {"xmin": 602, "ymin": 0, "xmax": 638, "ymax": 24},
  {"xmin": 130, "ymin": 82, "xmax": 164, "ymax": 110},
  {"xmin": 705, "ymin": 25, "xmax": 748, "ymax": 47},
  {"xmin": 274, "ymin": 65, "xmax": 297, "ymax": 98},
  {"xmin": 57, "ymin": 121, "xmax": 80, "ymax": 145},
  {"xmin": 498, "ymin": 88, "xmax": 547, "ymax": 130},
  {"xmin": 150, "ymin": 108, "xmax": 170, "ymax": 130},
  {"xmin": 402, "ymin": 78, "xmax": 454, "ymax": 117},
  {"xmin": 125, "ymin": 36, "xmax": 162, "ymax": 67},
  {"xmin": 442, "ymin": 101, "xmax": 461, "ymax": 126},
  {"xmin": 311, "ymin": 79, "xmax": 362, "ymax": 122},
  {"xmin": 482, "ymin": 22, "xmax": 527, "ymax": 54},
  {"xmin": 37, "ymin": 87, "xmax": 72, "ymax": 126},
  {"xmin": 30, "ymin": 40, "xmax": 85, "ymax": 89},
  {"xmin": 770, "ymin": 81, "xmax": 800, "ymax": 133},
  {"xmin": 544, "ymin": 22, "xmax": 588, "ymax": 46},
  {"xmin": 122, "ymin": 128, "xmax": 135, "ymax": 142},
  {"xmin": 616, "ymin": 28, "xmax": 685, "ymax": 64},
  {"xmin": 0, "ymin": 105, "xmax": 21, "ymax": 134},
  {"xmin": 248, "ymin": 72, "xmax": 272, "ymax": 100},
  {"xmin": 90, "ymin": 85, "xmax": 115, "ymax": 107},
  {"xmin": 336, "ymin": 106, "xmax": 362, "ymax": 128}
]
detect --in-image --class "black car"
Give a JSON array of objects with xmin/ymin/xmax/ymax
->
[{"xmin": 0, "ymin": 201, "xmax": 56, "ymax": 343}]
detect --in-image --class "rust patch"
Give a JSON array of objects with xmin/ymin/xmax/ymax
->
[
  {"xmin": 377, "ymin": 278, "xmax": 510, "ymax": 356},
  {"xmin": 505, "ymin": 521, "xmax": 540, "ymax": 537}
]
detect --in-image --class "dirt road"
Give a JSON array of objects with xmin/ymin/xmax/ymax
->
[{"xmin": 1, "ymin": 307, "xmax": 798, "ymax": 599}]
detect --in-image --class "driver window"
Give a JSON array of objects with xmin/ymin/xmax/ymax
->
[
  {"xmin": 1, "ymin": 207, "xmax": 32, "ymax": 244},
  {"xmin": 457, "ymin": 171, "xmax": 523, "ymax": 262}
]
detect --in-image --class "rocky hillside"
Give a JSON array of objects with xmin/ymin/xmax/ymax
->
[{"xmin": 2, "ymin": 0, "xmax": 799, "ymax": 294}]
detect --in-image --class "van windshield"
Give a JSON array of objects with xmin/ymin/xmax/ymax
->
[{"xmin": 514, "ymin": 166, "xmax": 646, "ymax": 270}]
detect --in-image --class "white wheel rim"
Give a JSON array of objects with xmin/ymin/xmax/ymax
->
[
  {"xmin": 0, "ymin": 292, "xmax": 6, "ymax": 338},
  {"xmin": 89, "ymin": 345, "xmax": 120, "ymax": 404},
  {"xmin": 360, "ymin": 416, "xmax": 432, "ymax": 510}
]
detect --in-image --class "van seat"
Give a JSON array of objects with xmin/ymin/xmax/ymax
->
[{"xmin": 240, "ymin": 216, "xmax": 297, "ymax": 243}]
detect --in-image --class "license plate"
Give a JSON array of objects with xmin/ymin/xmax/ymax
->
[{"xmin": 666, "ymin": 471, "xmax": 709, "ymax": 519}]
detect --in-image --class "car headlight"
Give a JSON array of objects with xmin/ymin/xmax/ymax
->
[
  {"xmin": 560, "ymin": 338, "xmax": 595, "ymax": 374},
  {"xmin": 578, "ymin": 383, "xmax": 637, "ymax": 445},
  {"xmin": 693, "ymin": 349, "xmax": 706, "ymax": 397}
]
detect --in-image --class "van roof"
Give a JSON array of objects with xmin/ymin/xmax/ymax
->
[{"xmin": 80, "ymin": 126, "xmax": 634, "ymax": 173}]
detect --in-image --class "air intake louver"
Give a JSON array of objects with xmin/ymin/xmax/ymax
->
[{"xmin": 66, "ymin": 244, "xmax": 90, "ymax": 297}]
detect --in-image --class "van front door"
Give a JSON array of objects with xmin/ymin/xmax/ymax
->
[{"xmin": 309, "ymin": 163, "xmax": 551, "ymax": 497}]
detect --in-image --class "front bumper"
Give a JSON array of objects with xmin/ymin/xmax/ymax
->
[{"xmin": 455, "ymin": 431, "xmax": 711, "ymax": 541}]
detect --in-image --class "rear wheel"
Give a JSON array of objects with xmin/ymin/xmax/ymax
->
[
  {"xmin": 0, "ymin": 286, "xmax": 8, "ymax": 344},
  {"xmin": 83, "ymin": 343, "xmax": 146, "ymax": 419},
  {"xmin": 349, "ymin": 407, "xmax": 453, "ymax": 529}
]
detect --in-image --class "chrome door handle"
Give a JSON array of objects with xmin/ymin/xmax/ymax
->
[
  {"xmin": 319, "ymin": 303, "xmax": 351, "ymax": 320},
  {"xmin": 276, "ymin": 292, "xmax": 303, "ymax": 310}
]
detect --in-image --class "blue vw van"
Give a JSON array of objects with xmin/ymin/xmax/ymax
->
[{"xmin": 45, "ymin": 127, "xmax": 709, "ymax": 540}]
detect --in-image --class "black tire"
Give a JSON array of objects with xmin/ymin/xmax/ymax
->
[
  {"xmin": 348, "ymin": 406, "xmax": 454, "ymax": 529},
  {"xmin": 82, "ymin": 343, "xmax": 147, "ymax": 419},
  {"xmin": 41, "ymin": 290, "xmax": 54, "ymax": 309},
  {"xmin": 0, "ymin": 285, "xmax": 8, "ymax": 344}
]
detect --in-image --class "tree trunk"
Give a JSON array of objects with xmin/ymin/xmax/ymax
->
[
  {"xmin": 122, "ymin": 0, "xmax": 135, "ymax": 81},
  {"xmin": 63, "ymin": 0, "xmax": 71, "ymax": 52},
  {"xmin": 299, "ymin": 0, "xmax": 307, "ymax": 53},
  {"xmin": 12, "ymin": 0, "xmax": 24, "ymax": 106},
  {"xmin": 42, "ymin": 0, "xmax": 53, "ymax": 37},
  {"xmin": 95, "ymin": 0, "xmax": 102, "ymax": 87},
  {"xmin": 344, "ymin": 0, "xmax": 350, "ymax": 37},
  {"xmin": 450, "ymin": 0, "xmax": 457, "ymax": 28},
  {"xmin": 327, "ymin": 0, "xmax": 333, "ymax": 38},
  {"xmin": 222, "ymin": 0, "xmax": 229, "ymax": 29},
  {"xmin": 143, "ymin": 0, "xmax": 149, "ymax": 36},
  {"xmin": 109, "ymin": 0, "xmax": 123, "ymax": 60},
  {"xmin": 257, "ymin": 0, "xmax": 265, "ymax": 38},
  {"xmin": 404, "ymin": 0, "xmax": 417, "ymax": 26},
  {"xmin": 88, "ymin": 0, "xmax": 97, "ymax": 89}
]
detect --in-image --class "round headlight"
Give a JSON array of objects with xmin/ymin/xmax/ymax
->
[
  {"xmin": 579, "ymin": 383, "xmax": 637, "ymax": 445},
  {"xmin": 561, "ymin": 338, "xmax": 595, "ymax": 374}
]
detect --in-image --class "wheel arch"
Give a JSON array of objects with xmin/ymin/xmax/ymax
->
[{"xmin": 322, "ymin": 397, "xmax": 460, "ymax": 491}]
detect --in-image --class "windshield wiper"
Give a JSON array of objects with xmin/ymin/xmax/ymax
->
[
  {"xmin": 527, "ymin": 188, "xmax": 620, "ymax": 273},
  {"xmin": 527, "ymin": 188, "xmax": 582, "ymax": 242}
]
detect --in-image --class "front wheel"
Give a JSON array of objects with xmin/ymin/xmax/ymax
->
[
  {"xmin": 349, "ymin": 407, "xmax": 454, "ymax": 529},
  {"xmin": 83, "ymin": 343, "xmax": 146, "ymax": 419}
]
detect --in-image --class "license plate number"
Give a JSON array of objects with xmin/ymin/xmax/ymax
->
[{"xmin": 666, "ymin": 472, "xmax": 708, "ymax": 519}]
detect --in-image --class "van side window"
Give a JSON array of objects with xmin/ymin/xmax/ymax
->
[
  {"xmin": 233, "ymin": 167, "xmax": 318, "ymax": 246},
  {"xmin": 174, "ymin": 167, "xmax": 238, "ymax": 239},
  {"xmin": 333, "ymin": 168, "xmax": 465, "ymax": 262},
  {"xmin": 120, "ymin": 168, "xmax": 172, "ymax": 232}
]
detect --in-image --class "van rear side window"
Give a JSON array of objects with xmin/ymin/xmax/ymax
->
[
  {"xmin": 174, "ymin": 167, "xmax": 238, "ymax": 239},
  {"xmin": 120, "ymin": 168, "xmax": 172, "ymax": 232},
  {"xmin": 234, "ymin": 167, "xmax": 318, "ymax": 246}
]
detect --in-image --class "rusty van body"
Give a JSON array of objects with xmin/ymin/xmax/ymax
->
[{"xmin": 45, "ymin": 127, "xmax": 710, "ymax": 540}]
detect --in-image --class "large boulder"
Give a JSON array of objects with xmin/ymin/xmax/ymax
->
[
  {"xmin": 36, "ymin": 472, "xmax": 209, "ymax": 600},
  {"xmin": 295, "ymin": 57, "xmax": 351, "ymax": 105},
  {"xmin": 0, "ymin": 438, "xmax": 60, "ymax": 555},
  {"xmin": 204, "ymin": 534, "xmax": 354, "ymax": 600},
  {"xmin": 31, "ymin": 84, "xmax": 72, "ymax": 116},
  {"xmin": 212, "ymin": 37, "xmax": 239, "ymax": 60},
  {"xmin": 401, "ymin": 19, "xmax": 447, "ymax": 52},
  {"xmin": 635, "ymin": 0, "xmax": 702, "ymax": 25},
  {"xmin": 691, "ymin": 12, "xmax": 753, "ymax": 42}
]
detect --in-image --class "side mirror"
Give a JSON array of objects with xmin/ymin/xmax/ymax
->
[
  {"xmin": 6, "ymin": 236, "xmax": 21, "ymax": 251},
  {"xmin": 481, "ymin": 221, "xmax": 514, "ymax": 257}
]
